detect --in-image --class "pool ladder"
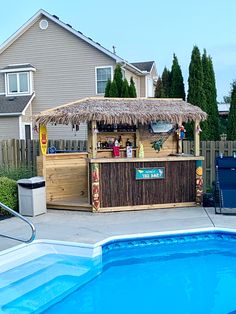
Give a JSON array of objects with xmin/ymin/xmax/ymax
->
[{"xmin": 0, "ymin": 201, "xmax": 36, "ymax": 243}]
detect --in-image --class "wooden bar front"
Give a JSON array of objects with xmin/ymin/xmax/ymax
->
[{"xmin": 90, "ymin": 156, "xmax": 203, "ymax": 212}]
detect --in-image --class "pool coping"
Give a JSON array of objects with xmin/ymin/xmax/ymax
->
[{"xmin": 1, "ymin": 226, "xmax": 236, "ymax": 265}]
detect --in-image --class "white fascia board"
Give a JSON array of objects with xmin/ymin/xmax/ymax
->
[
  {"xmin": 120, "ymin": 61, "xmax": 146, "ymax": 76},
  {"xmin": 0, "ymin": 9, "xmax": 121, "ymax": 62},
  {"xmin": 0, "ymin": 9, "xmax": 144, "ymax": 76},
  {"xmin": 0, "ymin": 113, "xmax": 21, "ymax": 116},
  {"xmin": 0, "ymin": 67, "xmax": 36, "ymax": 73},
  {"xmin": 0, "ymin": 10, "xmax": 43, "ymax": 53},
  {"xmin": 19, "ymin": 116, "xmax": 23, "ymax": 139},
  {"xmin": 22, "ymin": 93, "xmax": 35, "ymax": 115}
]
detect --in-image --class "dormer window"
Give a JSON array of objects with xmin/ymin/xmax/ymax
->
[
  {"xmin": 8, "ymin": 72, "xmax": 29, "ymax": 94},
  {"xmin": 0, "ymin": 63, "xmax": 35, "ymax": 96}
]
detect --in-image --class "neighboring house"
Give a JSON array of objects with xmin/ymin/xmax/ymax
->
[
  {"xmin": 218, "ymin": 103, "xmax": 230, "ymax": 117},
  {"xmin": 0, "ymin": 9, "xmax": 157, "ymax": 140}
]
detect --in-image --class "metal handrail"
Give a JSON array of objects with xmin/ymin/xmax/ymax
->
[{"xmin": 0, "ymin": 202, "xmax": 36, "ymax": 243}]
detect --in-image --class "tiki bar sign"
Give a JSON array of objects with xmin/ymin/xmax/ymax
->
[{"xmin": 135, "ymin": 167, "xmax": 165, "ymax": 180}]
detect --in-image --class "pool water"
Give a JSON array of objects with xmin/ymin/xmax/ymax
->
[
  {"xmin": 0, "ymin": 253, "xmax": 99, "ymax": 314},
  {"xmin": 1, "ymin": 231, "xmax": 236, "ymax": 314},
  {"xmin": 44, "ymin": 233, "xmax": 236, "ymax": 314}
]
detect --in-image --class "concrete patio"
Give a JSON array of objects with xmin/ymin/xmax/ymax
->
[{"xmin": 1, "ymin": 206, "xmax": 236, "ymax": 251}]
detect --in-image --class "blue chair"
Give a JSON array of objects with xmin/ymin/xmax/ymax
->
[{"xmin": 215, "ymin": 156, "xmax": 236, "ymax": 214}]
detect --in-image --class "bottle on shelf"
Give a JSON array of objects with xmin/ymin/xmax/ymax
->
[
  {"xmin": 126, "ymin": 138, "xmax": 132, "ymax": 147},
  {"xmin": 118, "ymin": 135, "xmax": 123, "ymax": 148}
]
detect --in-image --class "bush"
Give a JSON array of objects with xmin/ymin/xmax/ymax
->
[
  {"xmin": 0, "ymin": 165, "xmax": 36, "ymax": 181},
  {"xmin": 0, "ymin": 177, "xmax": 18, "ymax": 215}
]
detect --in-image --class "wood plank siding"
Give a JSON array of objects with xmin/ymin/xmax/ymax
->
[{"xmin": 98, "ymin": 160, "xmax": 196, "ymax": 208}]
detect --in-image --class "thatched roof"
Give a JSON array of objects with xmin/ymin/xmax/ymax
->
[{"xmin": 35, "ymin": 97, "xmax": 207, "ymax": 126}]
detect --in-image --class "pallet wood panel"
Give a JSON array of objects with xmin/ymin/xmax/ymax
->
[{"xmin": 38, "ymin": 153, "xmax": 89, "ymax": 205}]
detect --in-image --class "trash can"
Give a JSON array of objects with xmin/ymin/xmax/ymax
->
[{"xmin": 17, "ymin": 176, "xmax": 47, "ymax": 216}]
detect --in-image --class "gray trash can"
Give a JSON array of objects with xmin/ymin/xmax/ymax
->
[{"xmin": 17, "ymin": 176, "xmax": 47, "ymax": 216}]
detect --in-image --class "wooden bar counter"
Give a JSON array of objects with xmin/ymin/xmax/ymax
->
[{"xmin": 89, "ymin": 155, "xmax": 204, "ymax": 212}]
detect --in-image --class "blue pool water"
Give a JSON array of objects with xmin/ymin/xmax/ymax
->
[{"xmin": 2, "ymin": 231, "xmax": 236, "ymax": 313}]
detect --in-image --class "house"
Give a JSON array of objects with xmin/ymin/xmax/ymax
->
[{"xmin": 0, "ymin": 9, "xmax": 157, "ymax": 140}]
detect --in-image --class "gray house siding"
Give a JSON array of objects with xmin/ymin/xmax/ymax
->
[
  {"xmin": 0, "ymin": 13, "xmax": 153, "ymax": 140},
  {"xmin": 0, "ymin": 16, "xmax": 118, "ymax": 139},
  {"xmin": 0, "ymin": 117, "xmax": 19, "ymax": 139}
]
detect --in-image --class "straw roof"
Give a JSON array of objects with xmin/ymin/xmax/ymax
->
[{"xmin": 35, "ymin": 97, "xmax": 207, "ymax": 126}]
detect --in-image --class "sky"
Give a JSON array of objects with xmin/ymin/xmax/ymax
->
[{"xmin": 1, "ymin": 0, "xmax": 235, "ymax": 102}]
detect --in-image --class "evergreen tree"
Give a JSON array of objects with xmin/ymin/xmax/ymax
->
[
  {"xmin": 113, "ymin": 64, "xmax": 123, "ymax": 97},
  {"xmin": 202, "ymin": 49, "xmax": 219, "ymax": 140},
  {"xmin": 122, "ymin": 78, "xmax": 130, "ymax": 97},
  {"xmin": 161, "ymin": 67, "xmax": 171, "ymax": 97},
  {"xmin": 170, "ymin": 54, "xmax": 185, "ymax": 100},
  {"xmin": 129, "ymin": 77, "xmax": 137, "ymax": 98},
  {"xmin": 109, "ymin": 80, "xmax": 118, "ymax": 97},
  {"xmin": 187, "ymin": 46, "xmax": 207, "ymax": 139},
  {"xmin": 227, "ymin": 81, "xmax": 236, "ymax": 140},
  {"xmin": 154, "ymin": 77, "xmax": 164, "ymax": 98},
  {"xmin": 104, "ymin": 79, "xmax": 111, "ymax": 97}
]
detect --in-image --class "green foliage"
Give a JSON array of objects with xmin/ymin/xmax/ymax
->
[
  {"xmin": 122, "ymin": 79, "xmax": 130, "ymax": 97},
  {"xmin": 154, "ymin": 77, "xmax": 164, "ymax": 98},
  {"xmin": 0, "ymin": 165, "xmax": 36, "ymax": 181},
  {"xmin": 104, "ymin": 64, "xmax": 137, "ymax": 98},
  {"xmin": 161, "ymin": 67, "xmax": 171, "ymax": 97},
  {"xmin": 104, "ymin": 79, "xmax": 111, "ymax": 97},
  {"xmin": 0, "ymin": 177, "xmax": 18, "ymax": 214},
  {"xmin": 227, "ymin": 81, "xmax": 236, "ymax": 140},
  {"xmin": 187, "ymin": 46, "xmax": 207, "ymax": 139},
  {"xmin": 109, "ymin": 80, "xmax": 118, "ymax": 97},
  {"xmin": 170, "ymin": 54, "xmax": 185, "ymax": 100},
  {"xmin": 151, "ymin": 139, "xmax": 163, "ymax": 152},
  {"xmin": 129, "ymin": 77, "xmax": 137, "ymax": 98},
  {"xmin": 202, "ymin": 49, "xmax": 219, "ymax": 140},
  {"xmin": 113, "ymin": 64, "xmax": 123, "ymax": 97}
]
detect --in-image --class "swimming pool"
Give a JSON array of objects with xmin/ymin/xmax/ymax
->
[{"xmin": 1, "ymin": 228, "xmax": 236, "ymax": 313}]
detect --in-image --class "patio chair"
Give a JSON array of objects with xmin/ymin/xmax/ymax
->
[{"xmin": 214, "ymin": 156, "xmax": 236, "ymax": 214}]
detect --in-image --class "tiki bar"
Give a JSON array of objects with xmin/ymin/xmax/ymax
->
[{"xmin": 35, "ymin": 97, "xmax": 207, "ymax": 212}]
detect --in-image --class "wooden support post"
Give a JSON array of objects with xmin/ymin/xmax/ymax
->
[
  {"xmin": 135, "ymin": 124, "xmax": 140, "ymax": 158},
  {"xmin": 91, "ymin": 163, "xmax": 100, "ymax": 212},
  {"xmin": 91, "ymin": 120, "xmax": 97, "ymax": 158},
  {"xmin": 177, "ymin": 119, "xmax": 183, "ymax": 154},
  {"xmin": 196, "ymin": 160, "xmax": 203, "ymax": 204},
  {"xmin": 194, "ymin": 120, "xmax": 200, "ymax": 157}
]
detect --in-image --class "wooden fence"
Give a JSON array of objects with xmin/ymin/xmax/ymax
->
[
  {"xmin": 0, "ymin": 139, "xmax": 87, "ymax": 170},
  {"xmin": 183, "ymin": 140, "xmax": 236, "ymax": 191},
  {"xmin": 1, "ymin": 139, "xmax": 236, "ymax": 191}
]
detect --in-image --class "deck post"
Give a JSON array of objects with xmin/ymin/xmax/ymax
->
[
  {"xmin": 194, "ymin": 120, "xmax": 200, "ymax": 157},
  {"xmin": 91, "ymin": 120, "xmax": 97, "ymax": 158}
]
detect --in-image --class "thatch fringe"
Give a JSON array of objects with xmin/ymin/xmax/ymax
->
[{"xmin": 35, "ymin": 97, "xmax": 208, "ymax": 126}]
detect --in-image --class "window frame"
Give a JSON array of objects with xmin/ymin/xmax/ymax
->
[
  {"xmin": 6, "ymin": 72, "xmax": 30, "ymax": 95},
  {"xmin": 95, "ymin": 66, "xmax": 113, "ymax": 95}
]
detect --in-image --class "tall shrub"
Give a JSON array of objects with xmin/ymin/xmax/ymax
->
[
  {"xmin": 227, "ymin": 81, "xmax": 236, "ymax": 140},
  {"xmin": 187, "ymin": 46, "xmax": 207, "ymax": 139},
  {"xmin": 113, "ymin": 64, "xmax": 123, "ymax": 97},
  {"xmin": 170, "ymin": 54, "xmax": 185, "ymax": 100},
  {"xmin": 161, "ymin": 67, "xmax": 171, "ymax": 97},
  {"xmin": 129, "ymin": 77, "xmax": 137, "ymax": 98},
  {"xmin": 202, "ymin": 49, "xmax": 219, "ymax": 140},
  {"xmin": 154, "ymin": 77, "xmax": 164, "ymax": 98}
]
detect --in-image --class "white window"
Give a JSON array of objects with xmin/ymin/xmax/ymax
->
[
  {"xmin": 7, "ymin": 72, "xmax": 30, "ymax": 95},
  {"xmin": 96, "ymin": 66, "xmax": 112, "ymax": 94}
]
